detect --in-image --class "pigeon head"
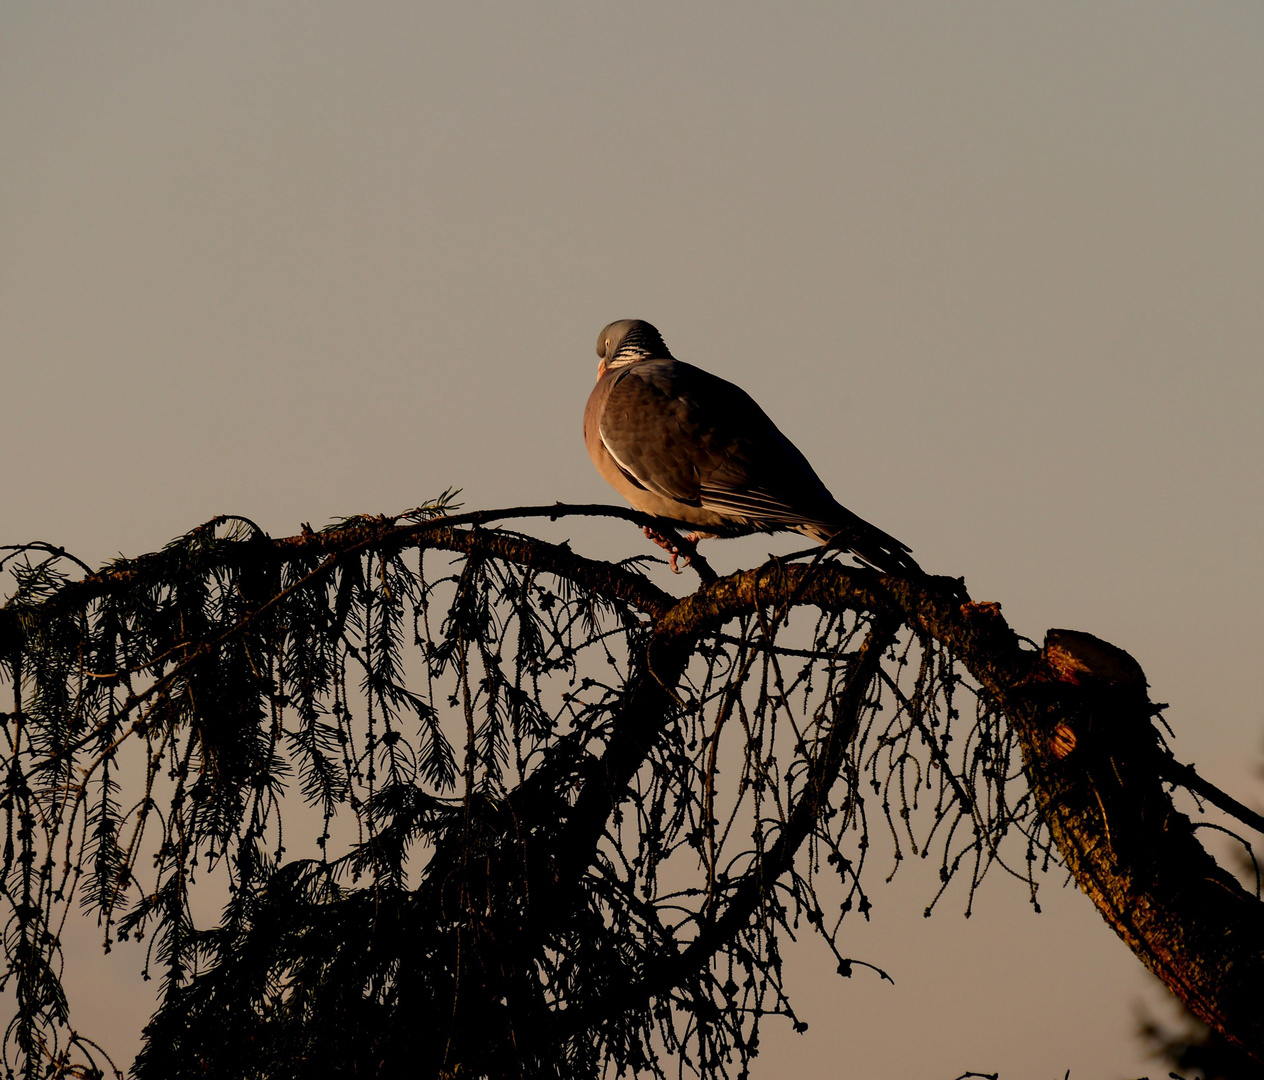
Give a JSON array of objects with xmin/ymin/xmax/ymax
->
[{"xmin": 596, "ymin": 319, "xmax": 672, "ymax": 375}]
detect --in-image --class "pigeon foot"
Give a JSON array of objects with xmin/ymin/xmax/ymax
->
[{"xmin": 642, "ymin": 526, "xmax": 699, "ymax": 574}]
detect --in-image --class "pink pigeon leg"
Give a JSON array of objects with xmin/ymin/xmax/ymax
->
[{"xmin": 642, "ymin": 525, "xmax": 701, "ymax": 575}]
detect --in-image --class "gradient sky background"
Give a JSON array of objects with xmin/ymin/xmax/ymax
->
[{"xmin": 3, "ymin": 4, "xmax": 1263, "ymax": 1077}]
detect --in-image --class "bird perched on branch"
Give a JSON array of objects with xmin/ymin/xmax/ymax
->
[{"xmin": 583, "ymin": 319, "xmax": 919, "ymax": 575}]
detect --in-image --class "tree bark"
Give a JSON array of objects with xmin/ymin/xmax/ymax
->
[{"xmin": 887, "ymin": 572, "xmax": 1264, "ymax": 1060}]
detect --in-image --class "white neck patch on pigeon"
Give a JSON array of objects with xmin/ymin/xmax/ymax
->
[{"xmin": 608, "ymin": 348, "xmax": 650, "ymax": 367}]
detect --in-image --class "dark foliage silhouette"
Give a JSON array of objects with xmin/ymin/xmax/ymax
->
[{"xmin": 2, "ymin": 498, "xmax": 1262, "ymax": 1078}]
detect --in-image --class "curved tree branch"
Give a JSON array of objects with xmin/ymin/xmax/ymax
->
[
  {"xmin": 552, "ymin": 612, "xmax": 901, "ymax": 1040},
  {"xmin": 4, "ymin": 503, "xmax": 694, "ymax": 623},
  {"xmin": 553, "ymin": 552, "xmax": 1264, "ymax": 1059},
  {"xmin": 5, "ymin": 507, "xmax": 1263, "ymax": 1065}
]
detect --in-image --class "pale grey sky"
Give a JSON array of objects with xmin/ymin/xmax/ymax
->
[{"xmin": 3, "ymin": 4, "xmax": 1263, "ymax": 1076}]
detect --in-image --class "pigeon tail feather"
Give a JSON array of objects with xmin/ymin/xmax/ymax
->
[{"xmin": 795, "ymin": 516, "xmax": 922, "ymax": 577}]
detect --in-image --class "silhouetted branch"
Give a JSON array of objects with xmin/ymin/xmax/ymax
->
[
  {"xmin": 4, "ymin": 502, "xmax": 1263, "ymax": 1076},
  {"xmin": 1157, "ymin": 755, "xmax": 1264, "ymax": 837}
]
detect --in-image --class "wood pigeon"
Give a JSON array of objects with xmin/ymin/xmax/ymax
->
[{"xmin": 584, "ymin": 319, "xmax": 919, "ymax": 574}]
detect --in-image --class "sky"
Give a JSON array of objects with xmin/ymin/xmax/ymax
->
[{"xmin": 3, "ymin": 3, "xmax": 1263, "ymax": 1077}]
